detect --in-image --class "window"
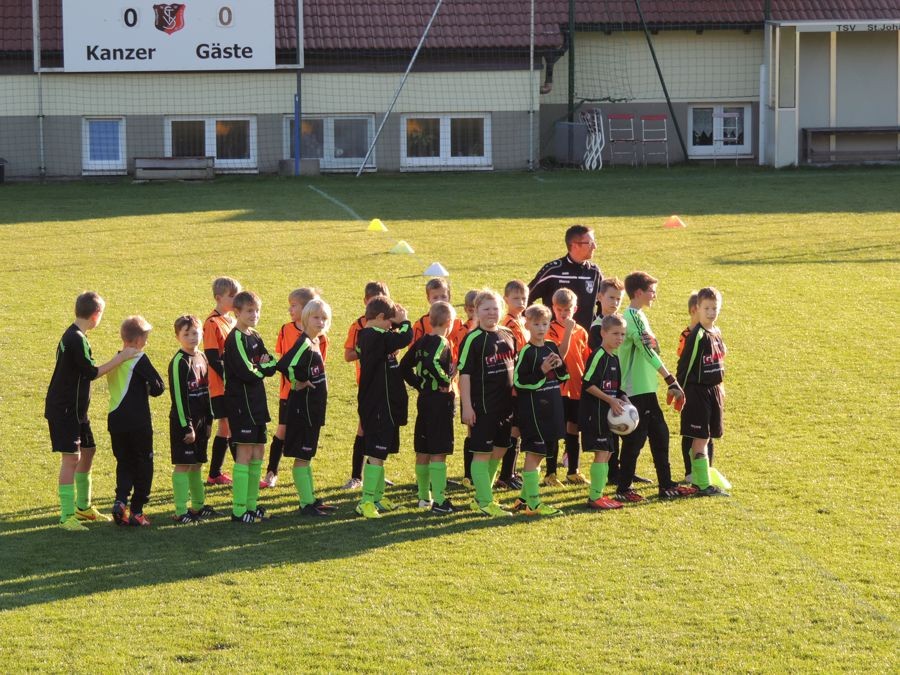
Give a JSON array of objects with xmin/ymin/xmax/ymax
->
[
  {"xmin": 400, "ymin": 114, "xmax": 491, "ymax": 169},
  {"xmin": 687, "ymin": 104, "xmax": 752, "ymax": 158},
  {"xmin": 283, "ymin": 115, "xmax": 375, "ymax": 171},
  {"xmin": 165, "ymin": 116, "xmax": 257, "ymax": 171},
  {"xmin": 82, "ymin": 118, "xmax": 126, "ymax": 173}
]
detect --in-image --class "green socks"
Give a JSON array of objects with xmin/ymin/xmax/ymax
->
[
  {"xmin": 59, "ymin": 483, "xmax": 76, "ymax": 522},
  {"xmin": 589, "ymin": 462, "xmax": 609, "ymax": 501},
  {"xmin": 74, "ymin": 471, "xmax": 91, "ymax": 510},
  {"xmin": 172, "ymin": 472, "xmax": 190, "ymax": 516},
  {"xmin": 232, "ymin": 463, "xmax": 249, "ymax": 517},
  {"xmin": 415, "ymin": 463, "xmax": 431, "ymax": 501},
  {"xmin": 293, "ymin": 465, "xmax": 314, "ymax": 507},
  {"xmin": 375, "ymin": 466, "xmax": 386, "ymax": 503},
  {"xmin": 692, "ymin": 455, "xmax": 711, "ymax": 489},
  {"xmin": 188, "ymin": 470, "xmax": 205, "ymax": 511},
  {"xmin": 246, "ymin": 459, "xmax": 262, "ymax": 511},
  {"xmin": 488, "ymin": 458, "xmax": 500, "ymax": 484},
  {"xmin": 471, "ymin": 459, "xmax": 493, "ymax": 507},
  {"xmin": 523, "ymin": 470, "xmax": 541, "ymax": 509},
  {"xmin": 429, "ymin": 462, "xmax": 447, "ymax": 504},
  {"xmin": 361, "ymin": 463, "xmax": 380, "ymax": 504}
]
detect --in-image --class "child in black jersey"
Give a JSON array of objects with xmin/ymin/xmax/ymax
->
[
  {"xmin": 355, "ymin": 295, "xmax": 413, "ymax": 519},
  {"xmin": 223, "ymin": 291, "xmax": 279, "ymax": 523},
  {"xmin": 511, "ymin": 304, "xmax": 568, "ymax": 516},
  {"xmin": 277, "ymin": 299, "xmax": 337, "ymax": 517},
  {"xmin": 169, "ymin": 315, "xmax": 219, "ymax": 525},
  {"xmin": 107, "ymin": 316, "xmax": 166, "ymax": 526},
  {"xmin": 580, "ymin": 314, "xmax": 630, "ymax": 510},
  {"xmin": 458, "ymin": 289, "xmax": 516, "ymax": 517},
  {"xmin": 400, "ymin": 301, "xmax": 457, "ymax": 514},
  {"xmin": 46, "ymin": 292, "xmax": 139, "ymax": 531},
  {"xmin": 677, "ymin": 287, "xmax": 729, "ymax": 497}
]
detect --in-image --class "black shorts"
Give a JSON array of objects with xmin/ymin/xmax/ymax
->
[
  {"xmin": 48, "ymin": 418, "xmax": 95, "ymax": 453},
  {"xmin": 469, "ymin": 411, "xmax": 512, "ymax": 454},
  {"xmin": 231, "ymin": 424, "xmax": 267, "ymax": 445},
  {"xmin": 681, "ymin": 383, "xmax": 724, "ymax": 439},
  {"xmin": 581, "ymin": 430, "xmax": 615, "ymax": 454},
  {"xmin": 284, "ymin": 424, "xmax": 321, "ymax": 461},
  {"xmin": 365, "ymin": 426, "xmax": 400, "ymax": 461},
  {"xmin": 210, "ymin": 396, "xmax": 228, "ymax": 420},
  {"xmin": 170, "ymin": 420, "xmax": 211, "ymax": 465},
  {"xmin": 519, "ymin": 431, "xmax": 551, "ymax": 456},
  {"xmin": 564, "ymin": 397, "xmax": 580, "ymax": 426},
  {"xmin": 277, "ymin": 398, "xmax": 288, "ymax": 425},
  {"xmin": 413, "ymin": 394, "xmax": 455, "ymax": 456}
]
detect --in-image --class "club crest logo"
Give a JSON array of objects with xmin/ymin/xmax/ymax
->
[{"xmin": 153, "ymin": 3, "xmax": 186, "ymax": 35}]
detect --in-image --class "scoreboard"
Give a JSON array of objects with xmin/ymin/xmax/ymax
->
[{"xmin": 62, "ymin": 0, "xmax": 278, "ymax": 71}]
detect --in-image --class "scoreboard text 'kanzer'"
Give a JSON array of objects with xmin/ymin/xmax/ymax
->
[{"xmin": 63, "ymin": 0, "xmax": 276, "ymax": 72}]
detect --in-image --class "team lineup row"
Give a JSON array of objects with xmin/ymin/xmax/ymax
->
[{"xmin": 45, "ymin": 226, "xmax": 729, "ymax": 530}]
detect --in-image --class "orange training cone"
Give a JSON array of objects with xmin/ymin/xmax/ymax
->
[{"xmin": 664, "ymin": 215, "xmax": 687, "ymax": 229}]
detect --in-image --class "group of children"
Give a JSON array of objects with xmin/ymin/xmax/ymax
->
[{"xmin": 46, "ymin": 251, "xmax": 729, "ymax": 530}]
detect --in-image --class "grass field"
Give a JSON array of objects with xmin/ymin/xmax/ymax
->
[{"xmin": 0, "ymin": 167, "xmax": 898, "ymax": 672}]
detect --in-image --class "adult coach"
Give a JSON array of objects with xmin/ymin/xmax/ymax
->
[{"xmin": 527, "ymin": 224, "xmax": 602, "ymax": 330}]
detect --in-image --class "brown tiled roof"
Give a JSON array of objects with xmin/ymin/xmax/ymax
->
[
  {"xmin": 573, "ymin": 1, "xmax": 900, "ymax": 27},
  {"xmin": 2, "ymin": 1, "xmax": 898, "ymax": 54}
]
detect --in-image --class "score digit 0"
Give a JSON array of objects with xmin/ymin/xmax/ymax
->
[
  {"xmin": 217, "ymin": 6, "xmax": 234, "ymax": 27},
  {"xmin": 122, "ymin": 7, "xmax": 139, "ymax": 28}
]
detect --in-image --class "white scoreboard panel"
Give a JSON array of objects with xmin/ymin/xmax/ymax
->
[{"xmin": 63, "ymin": 0, "xmax": 276, "ymax": 71}]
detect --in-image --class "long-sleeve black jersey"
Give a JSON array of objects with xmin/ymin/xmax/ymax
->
[
  {"xmin": 357, "ymin": 322, "xmax": 413, "ymax": 432},
  {"xmin": 168, "ymin": 349, "xmax": 211, "ymax": 437},
  {"xmin": 399, "ymin": 334, "xmax": 453, "ymax": 394},
  {"xmin": 457, "ymin": 327, "xmax": 516, "ymax": 416},
  {"xmin": 45, "ymin": 324, "xmax": 100, "ymax": 423},
  {"xmin": 527, "ymin": 254, "xmax": 603, "ymax": 330},
  {"xmin": 276, "ymin": 334, "xmax": 328, "ymax": 428},
  {"xmin": 676, "ymin": 324, "xmax": 726, "ymax": 387},
  {"xmin": 107, "ymin": 353, "xmax": 165, "ymax": 433},
  {"xmin": 579, "ymin": 348, "xmax": 624, "ymax": 434},
  {"xmin": 514, "ymin": 341, "xmax": 568, "ymax": 443},
  {"xmin": 223, "ymin": 328, "xmax": 278, "ymax": 425}
]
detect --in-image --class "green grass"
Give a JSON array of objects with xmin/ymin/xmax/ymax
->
[{"xmin": 1, "ymin": 167, "xmax": 898, "ymax": 672}]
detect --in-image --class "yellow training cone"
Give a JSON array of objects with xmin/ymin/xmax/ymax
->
[
  {"xmin": 663, "ymin": 215, "xmax": 687, "ymax": 229},
  {"xmin": 390, "ymin": 240, "xmax": 415, "ymax": 254},
  {"xmin": 368, "ymin": 218, "xmax": 387, "ymax": 232}
]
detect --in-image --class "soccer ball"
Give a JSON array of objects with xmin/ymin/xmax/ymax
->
[{"xmin": 607, "ymin": 403, "xmax": 639, "ymax": 436}]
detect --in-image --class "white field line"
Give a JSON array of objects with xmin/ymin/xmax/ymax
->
[{"xmin": 307, "ymin": 185, "xmax": 364, "ymax": 221}]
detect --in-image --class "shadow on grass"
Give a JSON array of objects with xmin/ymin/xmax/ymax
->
[
  {"xmin": 713, "ymin": 243, "xmax": 900, "ymax": 266},
  {"xmin": 2, "ymin": 166, "xmax": 900, "ymax": 227},
  {"xmin": 0, "ymin": 480, "xmax": 665, "ymax": 611}
]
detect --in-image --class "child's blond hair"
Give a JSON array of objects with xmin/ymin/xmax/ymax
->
[
  {"xmin": 301, "ymin": 298, "xmax": 332, "ymax": 334},
  {"xmin": 552, "ymin": 288, "xmax": 577, "ymax": 307},
  {"xmin": 524, "ymin": 304, "xmax": 552, "ymax": 323},
  {"xmin": 121, "ymin": 315, "xmax": 152, "ymax": 342},
  {"xmin": 212, "ymin": 276, "xmax": 241, "ymax": 298},
  {"xmin": 429, "ymin": 301, "xmax": 456, "ymax": 328}
]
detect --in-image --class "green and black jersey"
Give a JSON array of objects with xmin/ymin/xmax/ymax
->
[
  {"xmin": 579, "ymin": 348, "xmax": 624, "ymax": 433},
  {"xmin": 223, "ymin": 328, "xmax": 278, "ymax": 425},
  {"xmin": 107, "ymin": 353, "xmax": 165, "ymax": 433},
  {"xmin": 276, "ymin": 334, "xmax": 328, "ymax": 428},
  {"xmin": 399, "ymin": 334, "xmax": 453, "ymax": 395},
  {"xmin": 44, "ymin": 324, "xmax": 100, "ymax": 423},
  {"xmin": 514, "ymin": 341, "xmax": 568, "ymax": 443},
  {"xmin": 168, "ymin": 349, "xmax": 211, "ymax": 437},
  {"xmin": 356, "ymin": 322, "xmax": 413, "ymax": 432},
  {"xmin": 676, "ymin": 324, "xmax": 726, "ymax": 387},
  {"xmin": 457, "ymin": 327, "xmax": 516, "ymax": 416}
]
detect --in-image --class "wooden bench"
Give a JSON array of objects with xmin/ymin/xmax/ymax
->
[
  {"xmin": 134, "ymin": 156, "xmax": 215, "ymax": 180},
  {"xmin": 803, "ymin": 126, "xmax": 900, "ymax": 164}
]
